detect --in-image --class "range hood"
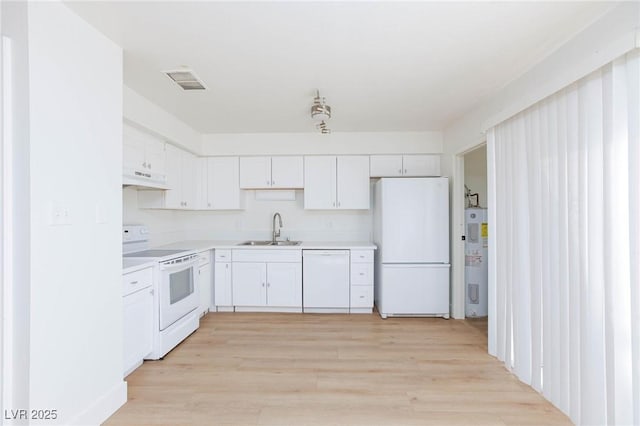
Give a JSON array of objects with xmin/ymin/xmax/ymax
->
[{"xmin": 123, "ymin": 169, "xmax": 171, "ymax": 190}]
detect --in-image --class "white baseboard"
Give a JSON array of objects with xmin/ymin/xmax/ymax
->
[{"xmin": 69, "ymin": 381, "xmax": 127, "ymax": 426}]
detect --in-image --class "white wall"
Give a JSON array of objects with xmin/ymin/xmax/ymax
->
[
  {"xmin": 27, "ymin": 2, "xmax": 125, "ymax": 424},
  {"xmin": 182, "ymin": 188, "xmax": 373, "ymax": 242},
  {"xmin": 123, "ymin": 187, "xmax": 188, "ymax": 245},
  {"xmin": 464, "ymin": 145, "xmax": 487, "ymax": 209},
  {"xmin": 443, "ymin": 2, "xmax": 639, "ymax": 160},
  {"xmin": 1, "ymin": 0, "xmax": 31, "ymax": 415},
  {"xmin": 124, "ymin": 85, "xmax": 201, "ymax": 154},
  {"xmin": 201, "ymin": 131, "xmax": 442, "ymax": 156}
]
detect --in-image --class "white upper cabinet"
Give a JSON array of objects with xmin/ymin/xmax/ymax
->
[
  {"xmin": 370, "ymin": 154, "xmax": 440, "ymax": 177},
  {"xmin": 123, "ymin": 123, "xmax": 167, "ymax": 181},
  {"xmin": 138, "ymin": 144, "xmax": 197, "ymax": 210},
  {"xmin": 304, "ymin": 156, "xmax": 337, "ymax": 209},
  {"xmin": 336, "ymin": 156, "xmax": 370, "ymax": 209},
  {"xmin": 181, "ymin": 151, "xmax": 197, "ymax": 208},
  {"xmin": 304, "ymin": 156, "xmax": 369, "ymax": 210},
  {"xmin": 163, "ymin": 144, "xmax": 183, "ymax": 208},
  {"xmin": 402, "ymin": 155, "xmax": 440, "ymax": 176},
  {"xmin": 240, "ymin": 157, "xmax": 271, "ymax": 188},
  {"xmin": 369, "ymin": 155, "xmax": 403, "ymax": 177},
  {"xmin": 271, "ymin": 156, "xmax": 304, "ymax": 188},
  {"xmin": 163, "ymin": 144, "xmax": 196, "ymax": 209},
  {"xmin": 204, "ymin": 157, "xmax": 243, "ymax": 210},
  {"xmin": 240, "ymin": 156, "xmax": 303, "ymax": 189}
]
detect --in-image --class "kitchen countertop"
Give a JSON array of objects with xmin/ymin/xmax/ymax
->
[
  {"xmin": 156, "ymin": 240, "xmax": 377, "ymax": 252},
  {"xmin": 122, "ymin": 258, "xmax": 156, "ymax": 274},
  {"xmin": 123, "ymin": 240, "xmax": 377, "ymax": 274}
]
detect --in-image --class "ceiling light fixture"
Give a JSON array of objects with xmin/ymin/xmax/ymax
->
[
  {"xmin": 316, "ymin": 121, "xmax": 331, "ymax": 134},
  {"xmin": 311, "ymin": 90, "xmax": 331, "ymax": 121},
  {"xmin": 311, "ymin": 90, "xmax": 331, "ymax": 133}
]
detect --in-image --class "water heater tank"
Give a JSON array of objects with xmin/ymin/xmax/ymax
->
[{"xmin": 465, "ymin": 208, "xmax": 488, "ymax": 317}]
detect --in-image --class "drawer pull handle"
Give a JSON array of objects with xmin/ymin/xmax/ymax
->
[
  {"xmin": 359, "ymin": 273, "xmax": 365, "ymax": 276},
  {"xmin": 130, "ymin": 280, "xmax": 138, "ymax": 285}
]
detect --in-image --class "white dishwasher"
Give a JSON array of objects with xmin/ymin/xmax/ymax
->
[{"xmin": 303, "ymin": 250, "xmax": 350, "ymax": 313}]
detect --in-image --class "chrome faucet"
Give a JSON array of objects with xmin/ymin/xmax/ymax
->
[{"xmin": 272, "ymin": 212, "xmax": 283, "ymax": 242}]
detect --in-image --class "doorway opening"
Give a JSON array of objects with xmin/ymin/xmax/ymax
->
[{"xmin": 462, "ymin": 144, "xmax": 488, "ymax": 339}]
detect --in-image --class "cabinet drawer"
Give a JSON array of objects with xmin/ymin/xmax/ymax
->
[
  {"xmin": 198, "ymin": 250, "xmax": 211, "ymax": 266},
  {"xmin": 351, "ymin": 262, "xmax": 373, "ymax": 286},
  {"xmin": 351, "ymin": 285, "xmax": 373, "ymax": 308},
  {"xmin": 232, "ymin": 249, "xmax": 301, "ymax": 263},
  {"xmin": 215, "ymin": 249, "xmax": 231, "ymax": 262},
  {"xmin": 122, "ymin": 267, "xmax": 153, "ymax": 296},
  {"xmin": 350, "ymin": 250, "xmax": 373, "ymax": 263}
]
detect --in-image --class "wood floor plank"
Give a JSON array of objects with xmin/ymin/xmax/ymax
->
[{"xmin": 105, "ymin": 313, "xmax": 571, "ymax": 425}]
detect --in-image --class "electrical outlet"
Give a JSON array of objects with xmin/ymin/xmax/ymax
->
[{"xmin": 49, "ymin": 202, "xmax": 71, "ymax": 226}]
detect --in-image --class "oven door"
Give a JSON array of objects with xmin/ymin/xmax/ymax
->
[{"xmin": 158, "ymin": 256, "xmax": 199, "ymax": 330}]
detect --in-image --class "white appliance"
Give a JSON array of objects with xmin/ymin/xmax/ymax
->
[
  {"xmin": 123, "ymin": 225, "xmax": 200, "ymax": 359},
  {"xmin": 303, "ymin": 250, "xmax": 350, "ymax": 313},
  {"xmin": 465, "ymin": 208, "xmax": 488, "ymax": 317},
  {"xmin": 373, "ymin": 177, "xmax": 450, "ymax": 318}
]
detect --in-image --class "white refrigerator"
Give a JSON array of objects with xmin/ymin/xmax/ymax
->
[{"xmin": 373, "ymin": 177, "xmax": 450, "ymax": 318}]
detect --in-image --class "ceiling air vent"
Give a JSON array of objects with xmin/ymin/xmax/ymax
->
[{"xmin": 163, "ymin": 69, "xmax": 206, "ymax": 91}]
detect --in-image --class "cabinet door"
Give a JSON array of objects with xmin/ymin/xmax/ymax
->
[
  {"xmin": 214, "ymin": 262, "xmax": 233, "ymax": 306},
  {"xmin": 240, "ymin": 156, "xmax": 271, "ymax": 189},
  {"xmin": 369, "ymin": 155, "xmax": 403, "ymax": 177},
  {"xmin": 207, "ymin": 157, "xmax": 242, "ymax": 210},
  {"xmin": 145, "ymin": 138, "xmax": 166, "ymax": 178},
  {"xmin": 198, "ymin": 263, "xmax": 212, "ymax": 315},
  {"xmin": 266, "ymin": 262, "xmax": 302, "ymax": 307},
  {"xmin": 163, "ymin": 144, "xmax": 183, "ymax": 209},
  {"xmin": 304, "ymin": 156, "xmax": 336, "ymax": 209},
  {"xmin": 123, "ymin": 287, "xmax": 153, "ymax": 376},
  {"xmin": 271, "ymin": 156, "xmax": 304, "ymax": 188},
  {"xmin": 196, "ymin": 158, "xmax": 208, "ymax": 210},
  {"xmin": 403, "ymin": 154, "xmax": 440, "ymax": 177},
  {"xmin": 336, "ymin": 156, "xmax": 370, "ymax": 209},
  {"xmin": 123, "ymin": 125, "xmax": 146, "ymax": 173},
  {"xmin": 181, "ymin": 151, "xmax": 197, "ymax": 209},
  {"xmin": 232, "ymin": 262, "xmax": 267, "ymax": 306}
]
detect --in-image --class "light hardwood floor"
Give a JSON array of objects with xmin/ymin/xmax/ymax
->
[{"xmin": 106, "ymin": 313, "xmax": 570, "ymax": 426}]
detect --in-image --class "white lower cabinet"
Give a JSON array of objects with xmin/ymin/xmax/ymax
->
[
  {"xmin": 231, "ymin": 250, "xmax": 302, "ymax": 311},
  {"xmin": 265, "ymin": 263, "xmax": 302, "ymax": 307},
  {"xmin": 198, "ymin": 250, "xmax": 212, "ymax": 316},
  {"xmin": 122, "ymin": 267, "xmax": 154, "ymax": 377},
  {"xmin": 232, "ymin": 262, "xmax": 266, "ymax": 306},
  {"xmin": 214, "ymin": 250, "xmax": 233, "ymax": 311},
  {"xmin": 350, "ymin": 249, "xmax": 374, "ymax": 313}
]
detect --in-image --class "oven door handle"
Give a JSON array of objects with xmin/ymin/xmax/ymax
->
[{"xmin": 159, "ymin": 257, "xmax": 199, "ymax": 272}]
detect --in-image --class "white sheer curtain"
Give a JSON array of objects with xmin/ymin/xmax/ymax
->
[{"xmin": 487, "ymin": 49, "xmax": 639, "ymax": 426}]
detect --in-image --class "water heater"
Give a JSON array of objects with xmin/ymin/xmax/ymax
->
[{"xmin": 465, "ymin": 208, "xmax": 488, "ymax": 317}]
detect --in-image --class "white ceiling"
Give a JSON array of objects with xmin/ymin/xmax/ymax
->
[{"xmin": 66, "ymin": 1, "xmax": 614, "ymax": 134}]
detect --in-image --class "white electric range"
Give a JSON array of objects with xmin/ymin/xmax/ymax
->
[{"xmin": 123, "ymin": 225, "xmax": 200, "ymax": 359}]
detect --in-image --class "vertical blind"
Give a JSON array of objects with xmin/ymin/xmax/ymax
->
[{"xmin": 487, "ymin": 49, "xmax": 639, "ymax": 425}]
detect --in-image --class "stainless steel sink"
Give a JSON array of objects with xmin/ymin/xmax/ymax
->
[
  {"xmin": 237, "ymin": 240, "xmax": 301, "ymax": 246},
  {"xmin": 270, "ymin": 240, "xmax": 301, "ymax": 246},
  {"xmin": 238, "ymin": 240, "xmax": 272, "ymax": 246}
]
